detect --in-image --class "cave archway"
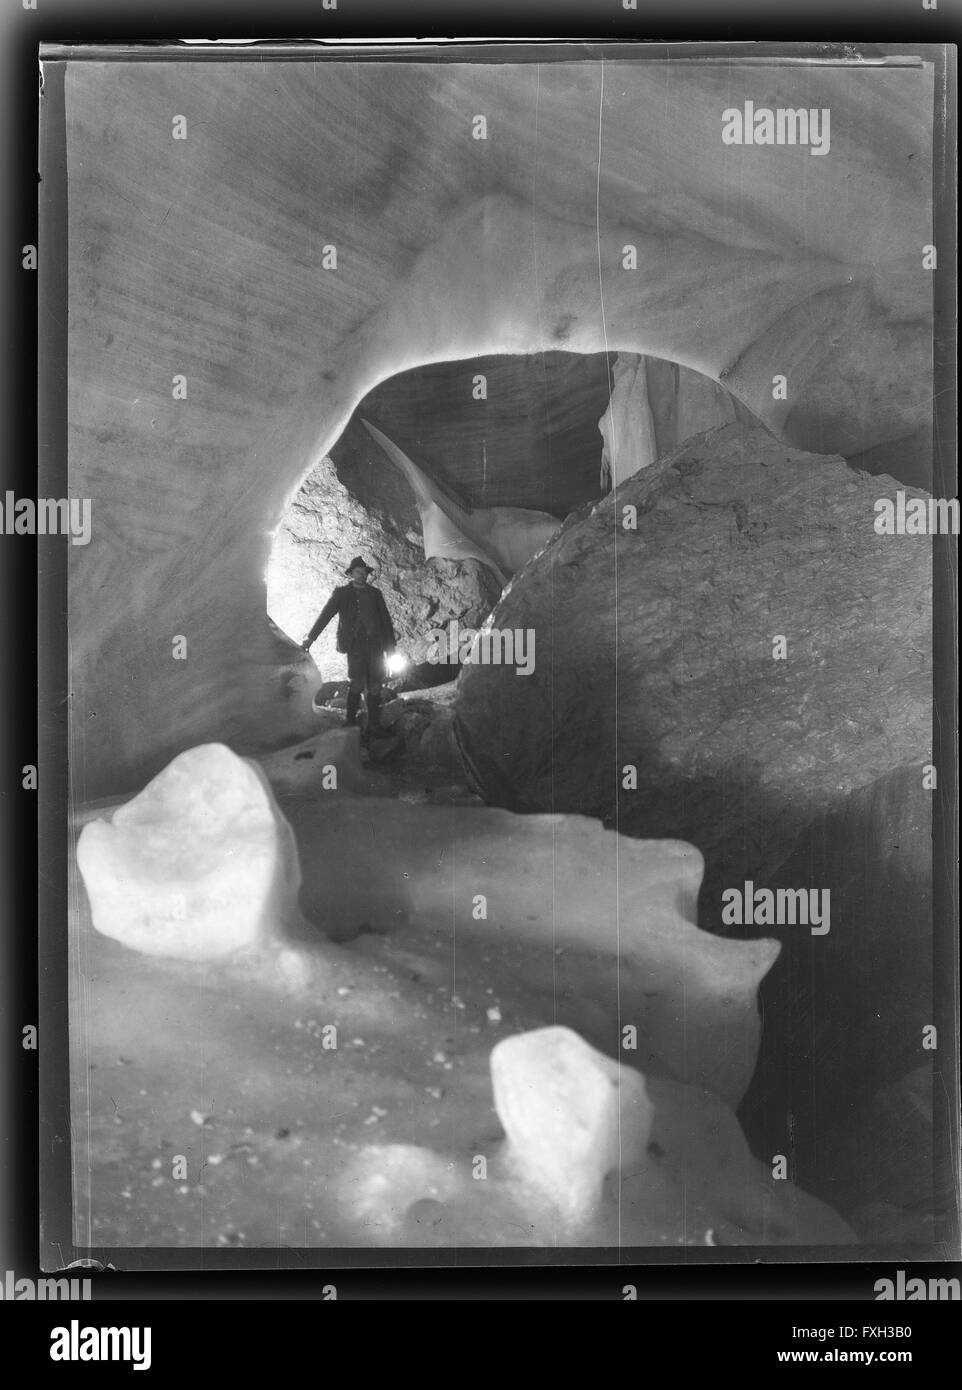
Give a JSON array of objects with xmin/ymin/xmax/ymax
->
[
  {"xmin": 63, "ymin": 59, "xmax": 933, "ymax": 797},
  {"xmin": 266, "ymin": 343, "xmax": 764, "ymax": 703},
  {"xmin": 59, "ymin": 52, "xmax": 942, "ymax": 1254},
  {"xmin": 266, "ymin": 349, "xmax": 615, "ymax": 687}
]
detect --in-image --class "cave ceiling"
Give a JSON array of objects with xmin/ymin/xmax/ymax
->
[{"xmin": 333, "ymin": 351, "xmax": 614, "ymax": 518}]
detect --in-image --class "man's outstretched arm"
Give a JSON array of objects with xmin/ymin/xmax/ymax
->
[{"xmin": 302, "ymin": 591, "xmax": 340, "ymax": 649}]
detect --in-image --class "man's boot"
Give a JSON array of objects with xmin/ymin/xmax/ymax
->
[
  {"xmin": 345, "ymin": 690, "xmax": 361, "ymax": 726},
  {"xmin": 364, "ymin": 690, "xmax": 381, "ymax": 742}
]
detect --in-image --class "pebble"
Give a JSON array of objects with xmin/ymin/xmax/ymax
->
[
  {"xmin": 486, "ymin": 1007, "xmax": 502, "ymax": 1023},
  {"xmin": 189, "ymin": 1109, "xmax": 211, "ymax": 1126}
]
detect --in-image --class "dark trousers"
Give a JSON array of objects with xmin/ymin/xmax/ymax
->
[
  {"xmin": 346, "ymin": 639, "xmax": 385, "ymax": 726},
  {"xmin": 347, "ymin": 639, "xmax": 385, "ymax": 696}
]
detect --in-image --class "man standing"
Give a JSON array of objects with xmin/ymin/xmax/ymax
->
[{"xmin": 302, "ymin": 557, "xmax": 397, "ymax": 736}]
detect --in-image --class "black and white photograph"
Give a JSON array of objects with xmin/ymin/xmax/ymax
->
[{"xmin": 3, "ymin": 10, "xmax": 957, "ymax": 1326}]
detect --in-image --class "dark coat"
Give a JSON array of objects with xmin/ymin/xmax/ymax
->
[{"xmin": 306, "ymin": 583, "xmax": 397, "ymax": 655}]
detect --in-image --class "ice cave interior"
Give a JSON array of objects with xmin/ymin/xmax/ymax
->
[{"xmin": 60, "ymin": 56, "xmax": 941, "ymax": 1249}]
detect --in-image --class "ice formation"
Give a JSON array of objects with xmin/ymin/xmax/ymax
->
[
  {"xmin": 71, "ymin": 740, "xmax": 860, "ymax": 1246},
  {"xmin": 76, "ymin": 743, "xmax": 302, "ymax": 961}
]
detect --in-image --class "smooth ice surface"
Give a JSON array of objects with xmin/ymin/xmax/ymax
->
[
  {"xmin": 290, "ymin": 794, "xmax": 779, "ymax": 1107},
  {"xmin": 76, "ymin": 743, "xmax": 302, "ymax": 960},
  {"xmin": 77, "ymin": 736, "xmax": 780, "ymax": 1104},
  {"xmin": 71, "ymin": 741, "xmax": 859, "ymax": 1249},
  {"xmin": 326, "ymin": 1026, "xmax": 856, "ymax": 1245}
]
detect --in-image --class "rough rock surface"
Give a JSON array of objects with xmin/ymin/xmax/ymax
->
[
  {"xmin": 455, "ymin": 422, "xmax": 932, "ymax": 896},
  {"xmin": 62, "ymin": 60, "xmax": 933, "ymax": 792},
  {"xmin": 388, "ymin": 686, "xmax": 464, "ymax": 775},
  {"xmin": 268, "ymin": 450, "xmax": 501, "ymax": 681},
  {"xmin": 76, "ymin": 744, "xmax": 303, "ymax": 961}
]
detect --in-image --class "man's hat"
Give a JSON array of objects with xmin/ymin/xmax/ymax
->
[{"xmin": 345, "ymin": 556, "xmax": 375, "ymax": 575}]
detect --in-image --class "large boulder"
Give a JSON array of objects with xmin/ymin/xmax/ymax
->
[
  {"xmin": 454, "ymin": 422, "xmax": 932, "ymax": 904},
  {"xmin": 454, "ymin": 422, "xmax": 935, "ymax": 1223}
]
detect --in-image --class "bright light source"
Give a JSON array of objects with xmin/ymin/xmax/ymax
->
[{"xmin": 386, "ymin": 652, "xmax": 409, "ymax": 676}]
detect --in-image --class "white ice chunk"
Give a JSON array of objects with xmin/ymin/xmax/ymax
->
[
  {"xmin": 491, "ymin": 1026, "xmax": 652, "ymax": 1228},
  {"xmin": 490, "ymin": 1025, "xmax": 856, "ymax": 1244},
  {"xmin": 76, "ymin": 743, "xmax": 302, "ymax": 961}
]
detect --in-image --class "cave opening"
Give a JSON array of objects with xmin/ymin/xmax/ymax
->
[
  {"xmin": 267, "ymin": 348, "xmax": 616, "ymax": 694},
  {"xmin": 266, "ymin": 345, "xmax": 759, "ymax": 720}
]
